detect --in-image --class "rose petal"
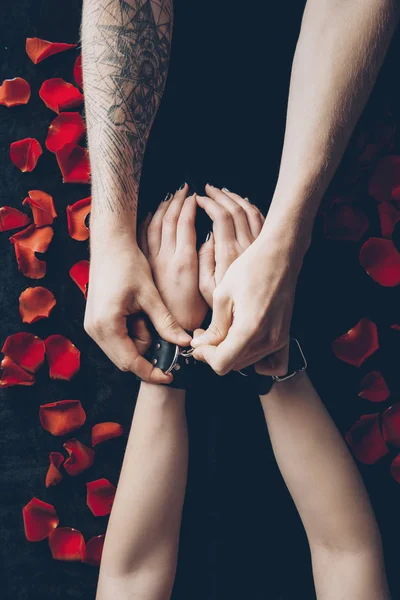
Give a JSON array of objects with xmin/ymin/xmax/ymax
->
[
  {"xmin": 69, "ymin": 260, "xmax": 89, "ymax": 298},
  {"xmin": 92, "ymin": 422, "xmax": 123, "ymax": 447},
  {"xmin": 9, "ymin": 224, "xmax": 54, "ymax": 279},
  {"xmin": 0, "ymin": 77, "xmax": 31, "ymax": 107},
  {"xmin": 368, "ymin": 156, "xmax": 400, "ymax": 204},
  {"xmin": 2, "ymin": 332, "xmax": 45, "ymax": 373},
  {"xmin": 391, "ymin": 324, "xmax": 400, "ymax": 331},
  {"xmin": 390, "ymin": 454, "xmax": 400, "ymax": 483},
  {"xmin": 39, "ymin": 399, "xmax": 86, "ymax": 436},
  {"xmin": 83, "ymin": 535, "xmax": 105, "ymax": 566},
  {"xmin": 22, "ymin": 497, "xmax": 59, "ymax": 542},
  {"xmin": 39, "ymin": 78, "xmax": 83, "ymax": 114},
  {"xmin": 332, "ymin": 318, "xmax": 379, "ymax": 367},
  {"xmin": 346, "ymin": 413, "xmax": 389, "ymax": 464},
  {"xmin": 67, "ymin": 197, "xmax": 91, "ymax": 241},
  {"xmin": 44, "ymin": 335, "xmax": 80, "ymax": 381},
  {"xmin": 10, "ymin": 138, "xmax": 42, "ymax": 172},
  {"xmin": 74, "ymin": 55, "xmax": 83, "ymax": 89},
  {"xmin": 324, "ymin": 204, "xmax": 369, "ymax": 241},
  {"xmin": 382, "ymin": 404, "xmax": 400, "ymax": 447},
  {"xmin": 48, "ymin": 527, "xmax": 86, "ymax": 561},
  {"xmin": 46, "ymin": 112, "xmax": 86, "ymax": 153},
  {"xmin": 19, "ymin": 286, "xmax": 56, "ymax": 324},
  {"xmin": 45, "ymin": 452, "xmax": 64, "ymax": 488},
  {"xmin": 86, "ymin": 478, "xmax": 116, "ymax": 517},
  {"xmin": 359, "ymin": 237, "xmax": 400, "ymax": 287},
  {"xmin": 377, "ymin": 203, "xmax": 400, "ymax": 239},
  {"xmin": 26, "ymin": 38, "xmax": 77, "ymax": 64},
  {"xmin": 358, "ymin": 371, "xmax": 390, "ymax": 403},
  {"xmin": 0, "ymin": 206, "xmax": 31, "ymax": 232},
  {"xmin": 56, "ymin": 143, "xmax": 90, "ymax": 184},
  {"xmin": 0, "ymin": 355, "xmax": 35, "ymax": 387},
  {"xmin": 22, "ymin": 190, "xmax": 57, "ymax": 227},
  {"xmin": 63, "ymin": 439, "xmax": 95, "ymax": 476}
]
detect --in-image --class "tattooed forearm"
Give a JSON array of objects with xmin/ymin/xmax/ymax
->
[{"xmin": 81, "ymin": 0, "xmax": 173, "ymax": 217}]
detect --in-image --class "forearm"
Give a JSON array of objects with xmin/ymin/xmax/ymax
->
[
  {"xmin": 262, "ymin": 0, "xmax": 399, "ymax": 258},
  {"xmin": 81, "ymin": 0, "xmax": 173, "ymax": 234},
  {"xmin": 97, "ymin": 383, "xmax": 188, "ymax": 600},
  {"xmin": 259, "ymin": 373, "xmax": 389, "ymax": 599}
]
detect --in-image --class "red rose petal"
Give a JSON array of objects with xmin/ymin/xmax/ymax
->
[
  {"xmin": 67, "ymin": 197, "xmax": 91, "ymax": 241},
  {"xmin": 2, "ymin": 332, "xmax": 45, "ymax": 373},
  {"xmin": 92, "ymin": 422, "xmax": 124, "ymax": 447},
  {"xmin": 44, "ymin": 335, "xmax": 80, "ymax": 381},
  {"xmin": 26, "ymin": 38, "xmax": 77, "ymax": 64},
  {"xmin": 382, "ymin": 404, "xmax": 400, "ymax": 447},
  {"xmin": 83, "ymin": 535, "xmax": 105, "ymax": 567},
  {"xmin": 332, "ymin": 318, "xmax": 379, "ymax": 367},
  {"xmin": 46, "ymin": 112, "xmax": 86, "ymax": 153},
  {"xmin": 86, "ymin": 478, "xmax": 116, "ymax": 517},
  {"xmin": 74, "ymin": 55, "xmax": 83, "ymax": 89},
  {"xmin": 0, "ymin": 206, "xmax": 31, "ymax": 232},
  {"xmin": 0, "ymin": 77, "xmax": 31, "ymax": 107},
  {"xmin": 45, "ymin": 452, "xmax": 64, "ymax": 488},
  {"xmin": 19, "ymin": 286, "xmax": 56, "ymax": 324},
  {"xmin": 0, "ymin": 355, "xmax": 35, "ymax": 387},
  {"xmin": 378, "ymin": 203, "xmax": 400, "ymax": 239},
  {"xmin": 324, "ymin": 204, "xmax": 369, "ymax": 241},
  {"xmin": 390, "ymin": 454, "xmax": 400, "ymax": 483},
  {"xmin": 22, "ymin": 190, "xmax": 57, "ymax": 227},
  {"xmin": 368, "ymin": 156, "xmax": 400, "ymax": 204},
  {"xmin": 22, "ymin": 497, "xmax": 59, "ymax": 542},
  {"xmin": 69, "ymin": 260, "xmax": 89, "ymax": 298},
  {"xmin": 63, "ymin": 439, "xmax": 95, "ymax": 476},
  {"xmin": 39, "ymin": 78, "xmax": 83, "ymax": 114},
  {"xmin": 56, "ymin": 143, "xmax": 90, "ymax": 184},
  {"xmin": 346, "ymin": 413, "xmax": 389, "ymax": 464},
  {"xmin": 359, "ymin": 237, "xmax": 400, "ymax": 287},
  {"xmin": 391, "ymin": 324, "xmax": 400, "ymax": 331},
  {"xmin": 358, "ymin": 371, "xmax": 390, "ymax": 403},
  {"xmin": 48, "ymin": 527, "xmax": 86, "ymax": 561},
  {"xmin": 9, "ymin": 224, "xmax": 54, "ymax": 279},
  {"xmin": 39, "ymin": 399, "xmax": 86, "ymax": 436},
  {"xmin": 10, "ymin": 138, "xmax": 42, "ymax": 172}
]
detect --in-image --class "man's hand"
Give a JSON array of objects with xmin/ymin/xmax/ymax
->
[
  {"xmin": 192, "ymin": 185, "xmax": 298, "ymax": 376},
  {"xmin": 84, "ymin": 200, "xmax": 192, "ymax": 384},
  {"xmin": 139, "ymin": 187, "xmax": 208, "ymax": 332}
]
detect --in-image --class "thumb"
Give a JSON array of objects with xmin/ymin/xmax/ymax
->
[
  {"xmin": 254, "ymin": 344, "xmax": 290, "ymax": 377},
  {"xmin": 191, "ymin": 291, "xmax": 232, "ymax": 347},
  {"xmin": 144, "ymin": 286, "xmax": 191, "ymax": 346}
]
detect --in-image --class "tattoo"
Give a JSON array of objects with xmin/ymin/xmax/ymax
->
[{"xmin": 82, "ymin": 0, "xmax": 173, "ymax": 214}]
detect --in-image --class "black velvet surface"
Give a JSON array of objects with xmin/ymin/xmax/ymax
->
[{"xmin": 1, "ymin": 1, "xmax": 400, "ymax": 599}]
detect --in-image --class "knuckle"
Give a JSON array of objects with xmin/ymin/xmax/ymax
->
[
  {"xmin": 212, "ymin": 287, "xmax": 226, "ymax": 305},
  {"xmin": 116, "ymin": 359, "xmax": 132, "ymax": 373},
  {"xmin": 163, "ymin": 212, "xmax": 179, "ymax": 226},
  {"xmin": 213, "ymin": 359, "xmax": 227, "ymax": 376},
  {"xmin": 231, "ymin": 205, "xmax": 243, "ymax": 218}
]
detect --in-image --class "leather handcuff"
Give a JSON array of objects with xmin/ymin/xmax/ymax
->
[{"xmin": 145, "ymin": 334, "xmax": 307, "ymax": 392}]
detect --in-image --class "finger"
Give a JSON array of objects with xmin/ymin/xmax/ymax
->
[
  {"xmin": 191, "ymin": 290, "xmax": 232, "ymax": 347},
  {"xmin": 193, "ymin": 328, "xmax": 206, "ymax": 339},
  {"xmin": 127, "ymin": 314, "xmax": 152, "ymax": 356},
  {"xmin": 221, "ymin": 187, "xmax": 265, "ymax": 239},
  {"xmin": 143, "ymin": 285, "xmax": 192, "ymax": 347},
  {"xmin": 147, "ymin": 193, "xmax": 173, "ymax": 256},
  {"xmin": 137, "ymin": 212, "xmax": 152, "ymax": 259},
  {"xmin": 196, "ymin": 194, "xmax": 236, "ymax": 244},
  {"xmin": 254, "ymin": 344, "xmax": 290, "ymax": 377},
  {"xmin": 161, "ymin": 183, "xmax": 189, "ymax": 252},
  {"xmin": 198, "ymin": 232, "xmax": 216, "ymax": 307},
  {"xmin": 205, "ymin": 185, "xmax": 253, "ymax": 246},
  {"xmin": 176, "ymin": 194, "xmax": 197, "ymax": 250},
  {"xmin": 192, "ymin": 319, "xmax": 249, "ymax": 375}
]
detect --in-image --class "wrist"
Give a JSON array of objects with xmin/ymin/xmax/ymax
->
[{"xmin": 139, "ymin": 382, "xmax": 186, "ymax": 405}]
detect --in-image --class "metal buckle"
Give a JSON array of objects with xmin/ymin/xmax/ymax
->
[
  {"xmin": 164, "ymin": 345, "xmax": 195, "ymax": 374},
  {"xmin": 272, "ymin": 338, "xmax": 307, "ymax": 382}
]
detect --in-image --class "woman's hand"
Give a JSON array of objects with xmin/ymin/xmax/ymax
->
[
  {"xmin": 139, "ymin": 187, "xmax": 208, "ymax": 333},
  {"xmin": 193, "ymin": 185, "xmax": 297, "ymax": 376}
]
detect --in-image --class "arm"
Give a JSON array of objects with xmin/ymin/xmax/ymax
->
[
  {"xmin": 81, "ymin": 0, "xmax": 190, "ymax": 382},
  {"xmin": 192, "ymin": 0, "xmax": 400, "ymax": 375},
  {"xmin": 260, "ymin": 374, "xmax": 389, "ymax": 600},
  {"xmin": 97, "ymin": 190, "xmax": 208, "ymax": 599}
]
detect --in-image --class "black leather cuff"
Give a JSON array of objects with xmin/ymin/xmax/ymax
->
[{"xmin": 144, "ymin": 334, "xmax": 197, "ymax": 390}]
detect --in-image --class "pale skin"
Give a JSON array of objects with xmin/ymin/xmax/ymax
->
[
  {"xmin": 81, "ymin": 0, "xmax": 400, "ymax": 380},
  {"xmin": 97, "ymin": 190, "xmax": 390, "ymax": 599}
]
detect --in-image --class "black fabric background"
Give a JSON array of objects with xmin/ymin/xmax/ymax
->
[{"xmin": 1, "ymin": 1, "xmax": 400, "ymax": 599}]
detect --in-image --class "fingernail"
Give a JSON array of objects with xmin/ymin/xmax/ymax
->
[
  {"xmin": 206, "ymin": 183, "xmax": 214, "ymax": 188},
  {"xmin": 222, "ymin": 187, "xmax": 230, "ymax": 192},
  {"xmin": 162, "ymin": 192, "xmax": 172, "ymax": 202},
  {"xmin": 178, "ymin": 182, "xmax": 186, "ymax": 190},
  {"xmin": 204, "ymin": 230, "xmax": 212, "ymax": 243}
]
